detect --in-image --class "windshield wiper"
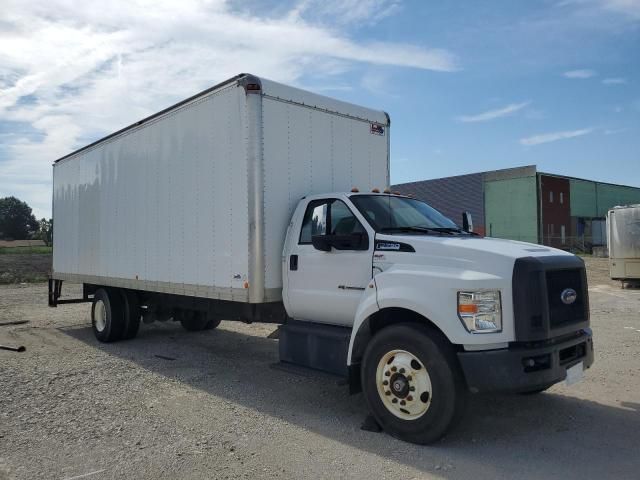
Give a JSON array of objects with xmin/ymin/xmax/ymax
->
[
  {"xmin": 432, "ymin": 227, "xmax": 481, "ymax": 236},
  {"xmin": 379, "ymin": 226, "xmax": 455, "ymax": 235},
  {"xmin": 430, "ymin": 227, "xmax": 463, "ymax": 233}
]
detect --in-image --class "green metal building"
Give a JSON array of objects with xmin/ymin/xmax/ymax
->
[{"xmin": 393, "ymin": 165, "xmax": 640, "ymax": 250}]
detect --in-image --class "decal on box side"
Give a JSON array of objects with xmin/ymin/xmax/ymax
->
[{"xmin": 370, "ymin": 123, "xmax": 385, "ymax": 136}]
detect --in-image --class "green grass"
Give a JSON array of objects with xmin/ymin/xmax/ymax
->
[{"xmin": 0, "ymin": 246, "xmax": 52, "ymax": 255}]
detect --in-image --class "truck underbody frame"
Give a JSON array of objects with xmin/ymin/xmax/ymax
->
[{"xmin": 48, "ymin": 278, "xmax": 286, "ymax": 324}]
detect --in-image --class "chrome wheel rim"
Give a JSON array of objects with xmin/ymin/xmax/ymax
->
[
  {"xmin": 376, "ymin": 349, "xmax": 432, "ymax": 420},
  {"xmin": 94, "ymin": 299, "xmax": 107, "ymax": 333}
]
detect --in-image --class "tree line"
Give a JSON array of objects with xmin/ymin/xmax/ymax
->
[{"xmin": 0, "ymin": 196, "xmax": 53, "ymax": 246}]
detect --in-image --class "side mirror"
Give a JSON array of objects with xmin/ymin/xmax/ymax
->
[
  {"xmin": 311, "ymin": 235, "xmax": 332, "ymax": 252},
  {"xmin": 462, "ymin": 211, "xmax": 473, "ymax": 233},
  {"xmin": 311, "ymin": 233, "xmax": 369, "ymax": 252}
]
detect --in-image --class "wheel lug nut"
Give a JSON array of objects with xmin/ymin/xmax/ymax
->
[
  {"xmin": 407, "ymin": 395, "xmax": 413, "ymax": 401},
  {"xmin": 391, "ymin": 366, "xmax": 397, "ymax": 372},
  {"xmin": 407, "ymin": 375, "xmax": 412, "ymax": 381},
  {"xmin": 382, "ymin": 380, "xmax": 388, "ymax": 386},
  {"xmin": 392, "ymin": 398, "xmax": 398, "ymax": 404},
  {"xmin": 409, "ymin": 386, "xmax": 415, "ymax": 391},
  {"xmin": 400, "ymin": 400, "xmax": 406, "ymax": 406},
  {"xmin": 385, "ymin": 371, "xmax": 390, "ymax": 377},
  {"xmin": 399, "ymin": 368, "xmax": 405, "ymax": 374},
  {"xmin": 385, "ymin": 390, "xmax": 391, "ymax": 396}
]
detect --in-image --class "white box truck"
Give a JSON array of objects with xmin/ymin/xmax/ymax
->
[{"xmin": 50, "ymin": 73, "xmax": 593, "ymax": 444}]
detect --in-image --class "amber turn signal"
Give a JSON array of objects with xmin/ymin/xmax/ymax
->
[{"xmin": 458, "ymin": 304, "xmax": 478, "ymax": 314}]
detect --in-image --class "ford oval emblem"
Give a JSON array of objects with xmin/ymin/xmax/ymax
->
[{"xmin": 561, "ymin": 288, "xmax": 577, "ymax": 305}]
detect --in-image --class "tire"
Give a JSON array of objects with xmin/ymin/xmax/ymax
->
[
  {"xmin": 179, "ymin": 310, "xmax": 209, "ymax": 331},
  {"xmin": 203, "ymin": 316, "xmax": 221, "ymax": 330},
  {"xmin": 361, "ymin": 323, "xmax": 467, "ymax": 444},
  {"xmin": 91, "ymin": 288, "xmax": 126, "ymax": 342},
  {"xmin": 120, "ymin": 290, "xmax": 141, "ymax": 340},
  {"xmin": 179, "ymin": 310, "xmax": 221, "ymax": 331}
]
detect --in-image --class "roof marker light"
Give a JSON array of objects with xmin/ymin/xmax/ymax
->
[
  {"xmin": 351, "ymin": 187, "xmax": 360, "ymax": 193},
  {"xmin": 371, "ymin": 188, "xmax": 380, "ymax": 193}
]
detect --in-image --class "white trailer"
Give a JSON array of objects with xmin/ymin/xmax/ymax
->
[
  {"xmin": 50, "ymin": 74, "xmax": 593, "ymax": 444},
  {"xmin": 607, "ymin": 204, "xmax": 640, "ymax": 280},
  {"xmin": 52, "ymin": 74, "xmax": 389, "ymax": 306}
]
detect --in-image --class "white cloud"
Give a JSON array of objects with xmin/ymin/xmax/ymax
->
[
  {"xmin": 557, "ymin": 0, "xmax": 640, "ymax": 20},
  {"xmin": 0, "ymin": 0, "xmax": 457, "ymax": 218},
  {"xmin": 598, "ymin": 0, "xmax": 640, "ymax": 19},
  {"xmin": 520, "ymin": 127, "xmax": 595, "ymax": 146},
  {"xmin": 604, "ymin": 127, "xmax": 630, "ymax": 134},
  {"xmin": 457, "ymin": 102, "xmax": 530, "ymax": 123},
  {"xmin": 292, "ymin": 0, "xmax": 402, "ymax": 26},
  {"xmin": 563, "ymin": 69, "xmax": 597, "ymax": 78},
  {"xmin": 603, "ymin": 77, "xmax": 627, "ymax": 84}
]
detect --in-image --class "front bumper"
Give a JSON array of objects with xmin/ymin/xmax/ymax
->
[{"xmin": 457, "ymin": 329, "xmax": 594, "ymax": 393}]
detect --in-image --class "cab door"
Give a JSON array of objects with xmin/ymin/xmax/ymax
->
[{"xmin": 285, "ymin": 198, "xmax": 373, "ymax": 326}]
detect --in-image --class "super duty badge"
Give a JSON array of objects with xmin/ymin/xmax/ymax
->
[{"xmin": 375, "ymin": 241, "xmax": 415, "ymax": 252}]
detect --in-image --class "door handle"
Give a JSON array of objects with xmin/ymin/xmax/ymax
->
[{"xmin": 289, "ymin": 255, "xmax": 298, "ymax": 271}]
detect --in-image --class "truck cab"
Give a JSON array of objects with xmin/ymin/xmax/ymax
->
[{"xmin": 281, "ymin": 191, "xmax": 594, "ymax": 444}]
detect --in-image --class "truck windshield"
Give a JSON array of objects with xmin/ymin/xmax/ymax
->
[{"xmin": 350, "ymin": 195, "xmax": 459, "ymax": 234}]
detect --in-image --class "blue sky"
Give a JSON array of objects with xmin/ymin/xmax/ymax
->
[{"xmin": 0, "ymin": 0, "xmax": 638, "ymax": 218}]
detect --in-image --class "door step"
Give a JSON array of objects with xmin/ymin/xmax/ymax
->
[{"xmin": 278, "ymin": 320, "xmax": 351, "ymax": 377}]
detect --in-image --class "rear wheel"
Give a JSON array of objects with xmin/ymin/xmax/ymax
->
[
  {"xmin": 361, "ymin": 324, "xmax": 466, "ymax": 444},
  {"xmin": 179, "ymin": 310, "xmax": 220, "ymax": 331},
  {"xmin": 91, "ymin": 288, "xmax": 125, "ymax": 342},
  {"xmin": 120, "ymin": 290, "xmax": 141, "ymax": 340},
  {"xmin": 203, "ymin": 316, "xmax": 221, "ymax": 330}
]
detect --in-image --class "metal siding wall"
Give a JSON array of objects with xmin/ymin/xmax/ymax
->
[
  {"xmin": 262, "ymin": 97, "xmax": 389, "ymax": 290},
  {"xmin": 569, "ymin": 179, "xmax": 597, "ymax": 217},
  {"xmin": 392, "ymin": 173, "xmax": 485, "ymax": 234},
  {"xmin": 569, "ymin": 180, "xmax": 640, "ymax": 219},
  {"xmin": 484, "ymin": 177, "xmax": 538, "ymax": 243},
  {"xmin": 53, "ymin": 86, "xmax": 249, "ymax": 296},
  {"xmin": 596, "ymin": 184, "xmax": 640, "ymax": 217}
]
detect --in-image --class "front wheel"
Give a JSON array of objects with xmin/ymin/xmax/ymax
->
[{"xmin": 361, "ymin": 324, "xmax": 466, "ymax": 444}]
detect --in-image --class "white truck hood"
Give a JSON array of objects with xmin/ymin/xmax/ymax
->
[{"xmin": 374, "ymin": 234, "xmax": 573, "ymax": 274}]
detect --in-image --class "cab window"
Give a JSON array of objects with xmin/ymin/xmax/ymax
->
[{"xmin": 299, "ymin": 199, "xmax": 366, "ymax": 244}]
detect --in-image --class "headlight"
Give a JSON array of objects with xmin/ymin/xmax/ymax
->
[{"xmin": 457, "ymin": 290, "xmax": 502, "ymax": 333}]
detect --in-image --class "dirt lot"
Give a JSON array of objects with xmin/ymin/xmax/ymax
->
[
  {"xmin": 1, "ymin": 257, "xmax": 638, "ymax": 480},
  {"xmin": 0, "ymin": 253, "xmax": 51, "ymax": 284}
]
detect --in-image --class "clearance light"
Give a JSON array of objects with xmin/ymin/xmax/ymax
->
[
  {"xmin": 457, "ymin": 290, "xmax": 502, "ymax": 333},
  {"xmin": 383, "ymin": 188, "xmax": 391, "ymax": 194},
  {"xmin": 351, "ymin": 187, "xmax": 360, "ymax": 193},
  {"xmin": 372, "ymin": 188, "xmax": 380, "ymax": 193}
]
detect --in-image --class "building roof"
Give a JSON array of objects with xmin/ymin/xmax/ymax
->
[{"xmin": 394, "ymin": 165, "xmax": 640, "ymax": 190}]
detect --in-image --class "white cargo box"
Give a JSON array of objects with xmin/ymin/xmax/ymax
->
[
  {"xmin": 52, "ymin": 74, "xmax": 390, "ymax": 303},
  {"xmin": 607, "ymin": 204, "xmax": 640, "ymax": 280}
]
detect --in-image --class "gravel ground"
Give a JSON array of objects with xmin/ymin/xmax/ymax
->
[{"xmin": 1, "ymin": 257, "xmax": 639, "ymax": 480}]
